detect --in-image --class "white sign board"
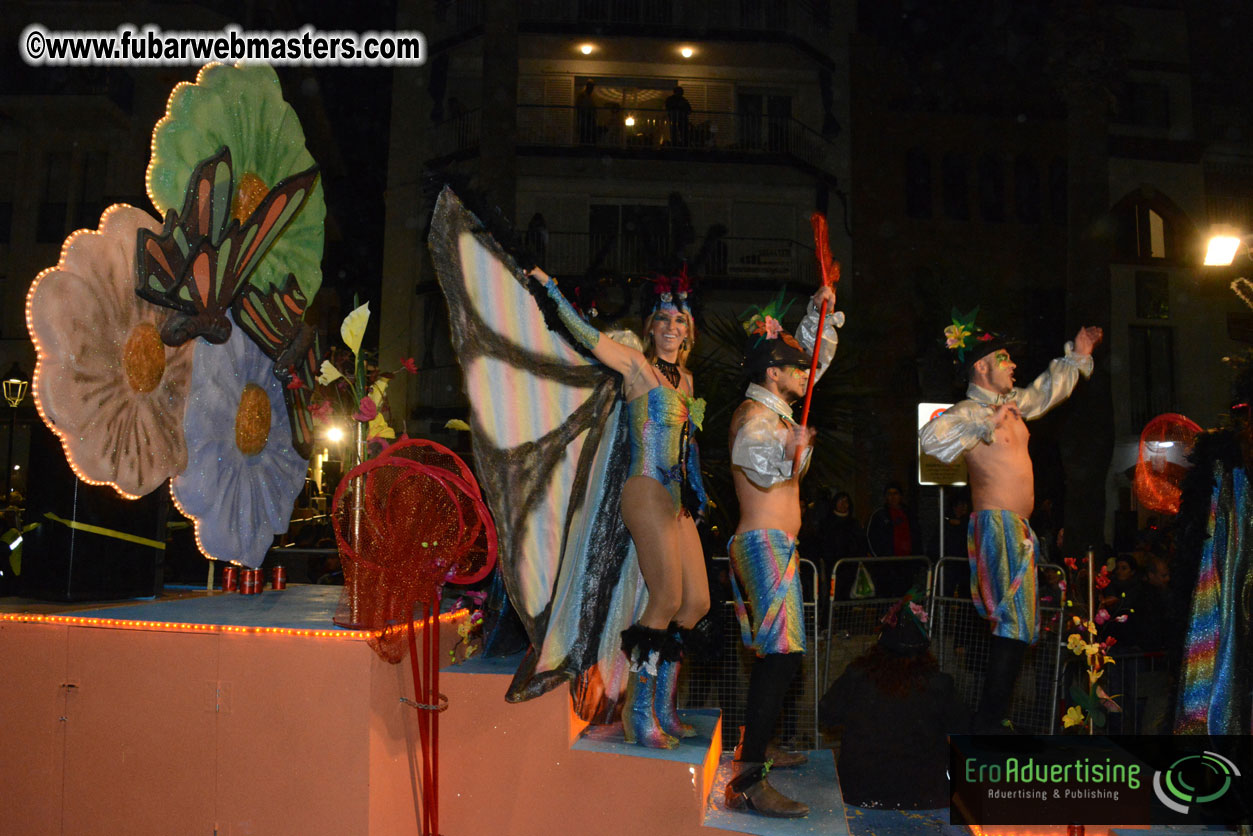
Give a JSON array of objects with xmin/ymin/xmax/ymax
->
[{"xmin": 917, "ymin": 402, "xmax": 968, "ymax": 487}]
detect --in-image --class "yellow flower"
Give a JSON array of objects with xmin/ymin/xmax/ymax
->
[
  {"xmin": 341, "ymin": 302, "xmax": 370, "ymax": 356},
  {"xmin": 1067, "ymin": 633, "xmax": 1087, "ymax": 655},
  {"xmin": 317, "ymin": 360, "xmax": 343, "ymax": 386},
  {"xmin": 366, "ymin": 412, "xmax": 395, "ymax": 441},
  {"xmin": 944, "ymin": 323, "xmax": 970, "ymax": 349},
  {"xmin": 1062, "ymin": 705, "xmax": 1086, "ymax": 728},
  {"xmin": 1088, "ymin": 667, "xmax": 1104, "ymax": 685}
]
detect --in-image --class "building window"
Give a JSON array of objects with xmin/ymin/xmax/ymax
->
[
  {"xmin": 1113, "ymin": 81, "xmax": 1170, "ymax": 130},
  {"xmin": 1014, "ymin": 156, "xmax": 1041, "ymax": 223},
  {"xmin": 738, "ymin": 92, "xmax": 793, "ymax": 153},
  {"xmin": 977, "ymin": 153, "xmax": 1005, "ymax": 222},
  {"xmin": 1116, "ymin": 203, "xmax": 1169, "ymax": 260},
  {"xmin": 905, "ymin": 148, "xmax": 932, "ymax": 219},
  {"xmin": 589, "ymin": 203, "xmax": 670, "ymax": 274},
  {"xmin": 942, "ymin": 152, "xmax": 969, "ymax": 220},
  {"xmin": 1128, "ymin": 325, "xmax": 1174, "ymax": 429},
  {"xmin": 75, "ymin": 150, "xmax": 108, "ymax": 231},
  {"xmin": 1048, "ymin": 157, "xmax": 1067, "ymax": 225},
  {"xmin": 1135, "ymin": 271, "xmax": 1169, "ymax": 319},
  {"xmin": 36, "ymin": 151, "xmax": 71, "ymax": 243}
]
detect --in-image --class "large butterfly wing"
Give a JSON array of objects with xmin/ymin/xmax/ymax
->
[
  {"xmin": 136, "ymin": 146, "xmax": 234, "ymax": 313},
  {"xmin": 233, "ymin": 275, "xmax": 321, "ymax": 459},
  {"xmin": 136, "ymin": 147, "xmax": 319, "ymax": 347},
  {"xmin": 429, "ymin": 188, "xmax": 647, "ymax": 717}
]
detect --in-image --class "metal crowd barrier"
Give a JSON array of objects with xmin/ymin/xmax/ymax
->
[
  {"xmin": 927, "ymin": 556, "xmax": 1066, "ymax": 734},
  {"xmin": 820, "ymin": 556, "xmax": 934, "ymax": 692}
]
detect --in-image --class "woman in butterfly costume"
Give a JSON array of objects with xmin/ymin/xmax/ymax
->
[
  {"xmin": 427, "ymin": 189, "xmax": 708, "ymax": 747},
  {"xmin": 527, "ymin": 264, "xmax": 709, "ymax": 749}
]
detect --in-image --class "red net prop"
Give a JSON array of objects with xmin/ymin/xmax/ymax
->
[
  {"xmin": 330, "ymin": 437, "xmax": 497, "ymax": 836},
  {"xmin": 331, "ymin": 437, "xmax": 497, "ymax": 659},
  {"xmin": 1133, "ymin": 413, "xmax": 1201, "ymax": 515}
]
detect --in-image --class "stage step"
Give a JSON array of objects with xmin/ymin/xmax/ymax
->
[{"xmin": 447, "ymin": 654, "xmax": 850, "ymax": 836}]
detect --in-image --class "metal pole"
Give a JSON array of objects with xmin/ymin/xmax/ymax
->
[
  {"xmin": 937, "ymin": 486, "xmax": 946, "ymax": 560},
  {"xmin": 4, "ymin": 406, "xmax": 14, "ymax": 500}
]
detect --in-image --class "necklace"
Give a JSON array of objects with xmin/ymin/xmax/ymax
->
[{"xmin": 654, "ymin": 357, "xmax": 681, "ymax": 388}]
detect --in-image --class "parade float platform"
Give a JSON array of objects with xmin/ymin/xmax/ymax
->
[
  {"xmin": 0, "ymin": 584, "xmax": 849, "ymax": 836},
  {"xmin": 0, "ymin": 587, "xmax": 1231, "ymax": 836}
]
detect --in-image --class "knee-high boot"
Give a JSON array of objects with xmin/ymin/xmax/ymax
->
[
  {"xmin": 620, "ymin": 625, "xmax": 678, "ymax": 749},
  {"xmin": 974, "ymin": 635, "xmax": 1028, "ymax": 734},
  {"xmin": 654, "ymin": 624, "xmax": 696, "ymax": 738}
]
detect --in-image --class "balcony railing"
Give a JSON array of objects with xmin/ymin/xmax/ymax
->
[
  {"xmin": 431, "ymin": 105, "xmax": 835, "ymax": 171},
  {"xmin": 426, "ymin": 1, "xmax": 832, "ymax": 51},
  {"xmin": 527, "ymin": 232, "xmax": 818, "ymax": 287}
]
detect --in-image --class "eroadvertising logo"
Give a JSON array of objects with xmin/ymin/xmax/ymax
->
[
  {"xmin": 1151, "ymin": 751, "xmax": 1240, "ymax": 815},
  {"xmin": 949, "ymin": 736, "xmax": 1253, "ymax": 827}
]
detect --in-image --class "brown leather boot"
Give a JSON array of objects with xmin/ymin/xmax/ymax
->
[
  {"xmin": 724, "ymin": 762, "xmax": 809, "ymax": 818},
  {"xmin": 734, "ymin": 726, "xmax": 809, "ymax": 768}
]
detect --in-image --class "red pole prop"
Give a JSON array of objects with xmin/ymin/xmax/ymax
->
[{"xmin": 791, "ymin": 212, "xmax": 840, "ymax": 474}]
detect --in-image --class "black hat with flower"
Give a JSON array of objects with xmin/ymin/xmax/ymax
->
[
  {"xmin": 740, "ymin": 288, "xmax": 811, "ymax": 375},
  {"xmin": 878, "ymin": 591, "xmax": 930, "ymax": 655},
  {"xmin": 944, "ymin": 307, "xmax": 1022, "ymax": 378}
]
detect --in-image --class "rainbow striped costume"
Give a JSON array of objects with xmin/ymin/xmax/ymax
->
[
  {"xmin": 728, "ymin": 529, "xmax": 806, "ymax": 655},
  {"xmin": 967, "ymin": 510, "xmax": 1040, "ymax": 644},
  {"xmin": 1176, "ymin": 461, "xmax": 1252, "ymax": 734}
]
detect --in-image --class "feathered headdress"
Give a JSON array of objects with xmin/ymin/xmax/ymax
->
[{"xmin": 739, "ymin": 288, "xmax": 809, "ymax": 373}]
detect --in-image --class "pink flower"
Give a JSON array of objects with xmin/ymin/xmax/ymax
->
[
  {"xmin": 402, "ymin": 357, "xmax": 418, "ymax": 374},
  {"xmin": 763, "ymin": 316, "xmax": 782, "ymax": 339},
  {"xmin": 1094, "ymin": 608, "xmax": 1110, "ymax": 625},
  {"xmin": 309, "ymin": 399, "xmax": 334, "ymax": 424},
  {"xmin": 353, "ymin": 395, "xmax": 378, "ymax": 422}
]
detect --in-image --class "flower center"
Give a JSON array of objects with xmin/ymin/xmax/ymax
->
[
  {"xmin": 234, "ymin": 383, "xmax": 271, "ymax": 456},
  {"xmin": 122, "ymin": 322, "xmax": 166, "ymax": 394},
  {"xmin": 231, "ymin": 172, "xmax": 269, "ymax": 223}
]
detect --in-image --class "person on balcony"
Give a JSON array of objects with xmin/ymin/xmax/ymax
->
[
  {"xmin": 576, "ymin": 81, "xmax": 599, "ymax": 145},
  {"xmin": 665, "ymin": 85, "xmax": 692, "ymax": 148}
]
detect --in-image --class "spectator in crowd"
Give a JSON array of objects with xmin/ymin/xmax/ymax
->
[
  {"xmin": 865, "ymin": 481, "xmax": 922, "ymax": 597},
  {"xmin": 942, "ymin": 490, "xmax": 972, "ymax": 558},
  {"xmin": 822, "ymin": 490, "xmax": 870, "ymax": 600},
  {"xmin": 819, "ymin": 594, "xmax": 970, "ymax": 809}
]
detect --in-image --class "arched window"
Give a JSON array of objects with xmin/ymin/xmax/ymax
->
[{"xmin": 1110, "ymin": 188, "xmax": 1195, "ymax": 263}]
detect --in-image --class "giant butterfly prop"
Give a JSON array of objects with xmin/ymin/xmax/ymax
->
[
  {"xmin": 136, "ymin": 146, "xmax": 323, "ymax": 458},
  {"xmin": 428, "ymin": 187, "xmax": 648, "ymax": 722}
]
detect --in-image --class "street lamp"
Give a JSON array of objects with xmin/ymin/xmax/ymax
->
[
  {"xmin": 3, "ymin": 363, "xmax": 28, "ymax": 504},
  {"xmin": 1204, "ymin": 230, "xmax": 1251, "ymax": 267}
]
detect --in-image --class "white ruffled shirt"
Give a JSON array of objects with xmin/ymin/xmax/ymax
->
[{"xmin": 918, "ymin": 342, "xmax": 1094, "ymax": 464}]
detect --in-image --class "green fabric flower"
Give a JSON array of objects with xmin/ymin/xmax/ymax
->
[
  {"xmin": 147, "ymin": 63, "xmax": 324, "ymax": 300},
  {"xmin": 686, "ymin": 395, "xmax": 706, "ymax": 431}
]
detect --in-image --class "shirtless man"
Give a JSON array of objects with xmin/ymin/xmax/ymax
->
[
  {"xmin": 723, "ymin": 285, "xmax": 840, "ymax": 817},
  {"xmin": 920, "ymin": 323, "xmax": 1102, "ymax": 732}
]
